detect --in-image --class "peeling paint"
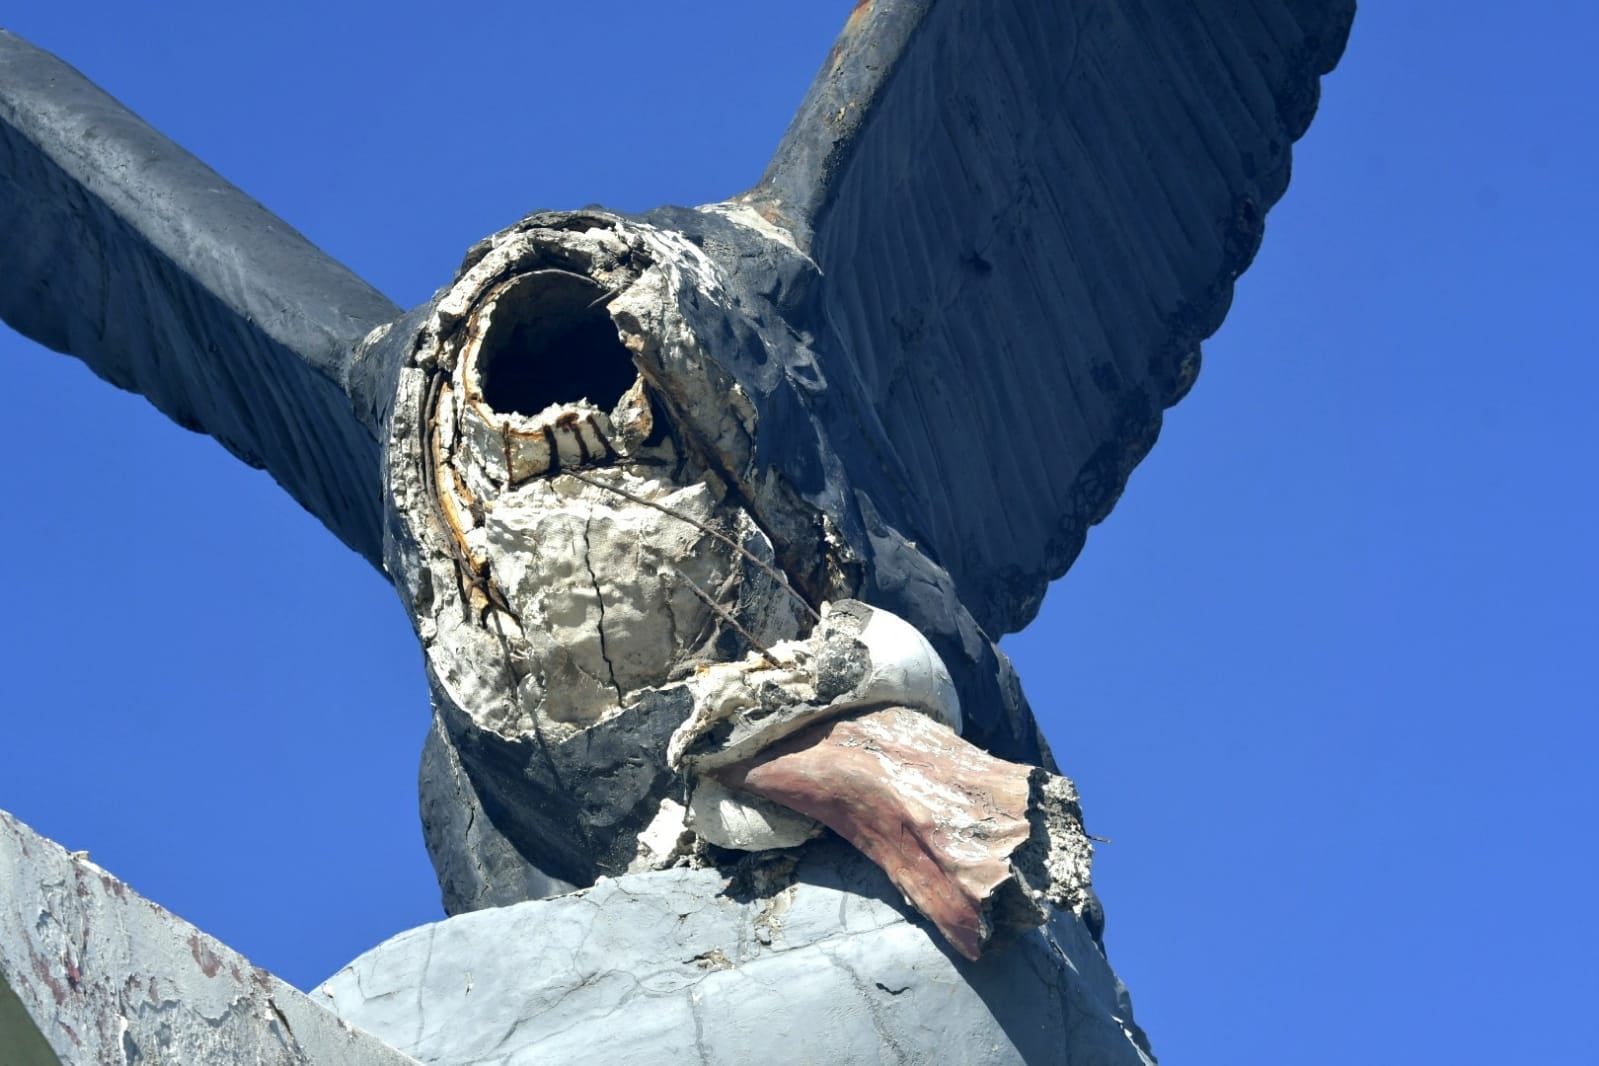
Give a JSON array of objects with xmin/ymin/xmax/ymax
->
[{"xmin": 392, "ymin": 213, "xmax": 817, "ymax": 886}]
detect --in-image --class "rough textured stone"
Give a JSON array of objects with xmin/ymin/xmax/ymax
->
[
  {"xmin": 2, "ymin": 3, "xmax": 1355, "ymax": 782},
  {"xmin": 316, "ymin": 841, "xmax": 1153, "ymax": 1066},
  {"xmin": 393, "ymin": 210, "xmax": 1064, "ymax": 903},
  {"xmin": 0, "ymin": 810, "xmax": 419, "ymax": 1066},
  {"xmin": 388, "ymin": 217, "xmax": 824, "ymax": 890},
  {"xmin": 383, "ymin": 222, "xmax": 1092, "ymax": 956}
]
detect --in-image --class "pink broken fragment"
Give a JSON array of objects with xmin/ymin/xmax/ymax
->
[{"xmin": 714, "ymin": 706, "xmax": 1089, "ymax": 960}]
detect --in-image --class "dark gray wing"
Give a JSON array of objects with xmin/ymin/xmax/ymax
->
[
  {"xmin": 0, "ymin": 32, "xmax": 402, "ymax": 565},
  {"xmin": 749, "ymin": 0, "xmax": 1355, "ymax": 635}
]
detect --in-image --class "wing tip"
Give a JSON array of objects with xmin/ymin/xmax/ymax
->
[
  {"xmin": 744, "ymin": 1, "xmax": 934, "ymax": 250},
  {"xmin": 981, "ymin": 1, "xmax": 1359, "ymax": 635}
]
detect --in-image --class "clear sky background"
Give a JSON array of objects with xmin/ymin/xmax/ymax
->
[{"xmin": 2, "ymin": 4, "xmax": 1594, "ymax": 1063}]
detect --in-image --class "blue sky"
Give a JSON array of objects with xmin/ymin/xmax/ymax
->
[{"xmin": 2, "ymin": 4, "xmax": 1594, "ymax": 1063}]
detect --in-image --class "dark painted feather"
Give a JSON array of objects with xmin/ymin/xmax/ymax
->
[
  {"xmin": 751, "ymin": 0, "xmax": 1355, "ymax": 635},
  {"xmin": 0, "ymin": 33, "xmax": 401, "ymax": 565}
]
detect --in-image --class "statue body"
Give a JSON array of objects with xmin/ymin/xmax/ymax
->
[{"xmin": 0, "ymin": 3, "xmax": 1356, "ymax": 1061}]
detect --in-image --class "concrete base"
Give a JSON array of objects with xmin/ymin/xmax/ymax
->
[
  {"xmin": 316, "ymin": 841, "xmax": 1154, "ymax": 1065},
  {"xmin": 0, "ymin": 810, "xmax": 418, "ymax": 1066}
]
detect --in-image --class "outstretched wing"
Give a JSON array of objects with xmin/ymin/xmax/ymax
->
[
  {"xmin": 750, "ymin": 0, "xmax": 1355, "ymax": 635},
  {"xmin": 0, "ymin": 33, "xmax": 401, "ymax": 565}
]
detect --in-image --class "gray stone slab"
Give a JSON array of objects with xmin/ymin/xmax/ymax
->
[
  {"xmin": 0, "ymin": 809, "xmax": 420, "ymax": 1066},
  {"xmin": 316, "ymin": 842, "xmax": 1154, "ymax": 1065}
]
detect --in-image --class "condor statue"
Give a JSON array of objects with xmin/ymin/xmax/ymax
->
[{"xmin": 0, "ymin": 3, "xmax": 1353, "ymax": 1062}]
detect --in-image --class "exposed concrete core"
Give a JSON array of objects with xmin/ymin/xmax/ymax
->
[
  {"xmin": 387, "ymin": 213, "xmax": 1105, "ymax": 958},
  {"xmin": 403, "ymin": 216, "xmax": 813, "ymax": 734}
]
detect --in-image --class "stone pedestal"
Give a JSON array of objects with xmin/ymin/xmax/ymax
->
[
  {"xmin": 315, "ymin": 842, "xmax": 1153, "ymax": 1065},
  {"xmin": 0, "ymin": 810, "xmax": 419, "ymax": 1066}
]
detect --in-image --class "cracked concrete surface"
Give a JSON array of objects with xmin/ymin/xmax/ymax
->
[
  {"xmin": 0, "ymin": 810, "xmax": 420, "ymax": 1066},
  {"xmin": 391, "ymin": 215, "xmax": 826, "ymax": 895},
  {"xmin": 316, "ymin": 841, "xmax": 1153, "ymax": 1065},
  {"xmin": 579, "ymin": 507, "xmax": 625, "ymax": 705}
]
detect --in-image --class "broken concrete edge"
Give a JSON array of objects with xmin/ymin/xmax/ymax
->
[
  {"xmin": 0, "ymin": 809, "xmax": 421, "ymax": 1066},
  {"xmin": 386, "ymin": 212, "xmax": 828, "ymax": 889},
  {"xmin": 715, "ymin": 706, "xmax": 1094, "ymax": 960}
]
